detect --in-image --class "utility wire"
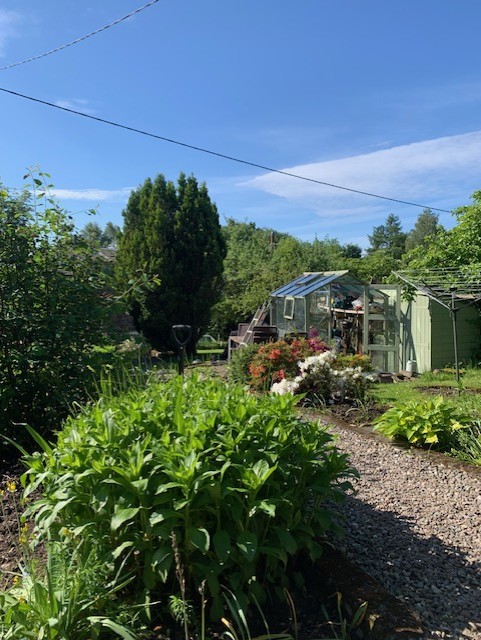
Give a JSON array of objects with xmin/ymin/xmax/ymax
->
[
  {"xmin": 0, "ymin": 85, "xmax": 452, "ymax": 214},
  {"xmin": 0, "ymin": 0, "xmax": 160, "ymax": 72}
]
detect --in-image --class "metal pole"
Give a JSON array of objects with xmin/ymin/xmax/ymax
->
[{"xmin": 450, "ymin": 289, "xmax": 460, "ymax": 384}]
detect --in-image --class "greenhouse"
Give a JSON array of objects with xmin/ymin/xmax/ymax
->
[{"xmin": 269, "ymin": 271, "xmax": 400, "ymax": 372}]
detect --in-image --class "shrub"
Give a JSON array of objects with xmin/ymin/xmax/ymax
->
[
  {"xmin": 23, "ymin": 374, "xmax": 355, "ymax": 619},
  {"xmin": 0, "ymin": 174, "xmax": 120, "ymax": 443},
  {"xmin": 373, "ymin": 396, "xmax": 468, "ymax": 449},
  {"xmin": 244, "ymin": 338, "xmax": 330, "ymax": 390},
  {"xmin": 271, "ymin": 352, "xmax": 374, "ymax": 405},
  {"xmin": 332, "ymin": 354, "xmax": 373, "ymax": 372},
  {"xmin": 228, "ymin": 343, "xmax": 261, "ymax": 384}
]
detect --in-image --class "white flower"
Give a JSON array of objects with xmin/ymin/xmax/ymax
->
[
  {"xmin": 271, "ymin": 378, "xmax": 299, "ymax": 395},
  {"xmin": 298, "ymin": 351, "xmax": 335, "ymax": 374}
]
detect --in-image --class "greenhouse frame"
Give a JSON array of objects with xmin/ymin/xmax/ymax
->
[{"xmin": 269, "ymin": 271, "xmax": 400, "ymax": 372}]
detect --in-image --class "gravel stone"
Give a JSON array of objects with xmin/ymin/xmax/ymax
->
[{"xmin": 324, "ymin": 420, "xmax": 481, "ymax": 640}]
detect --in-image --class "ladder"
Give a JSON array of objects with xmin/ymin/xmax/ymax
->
[{"xmin": 240, "ymin": 301, "xmax": 270, "ymax": 346}]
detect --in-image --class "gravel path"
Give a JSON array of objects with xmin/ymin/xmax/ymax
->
[{"xmin": 323, "ymin": 420, "xmax": 481, "ymax": 640}]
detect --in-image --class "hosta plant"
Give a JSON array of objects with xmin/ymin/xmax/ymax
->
[
  {"xmin": 22, "ymin": 374, "xmax": 355, "ymax": 619},
  {"xmin": 373, "ymin": 395, "xmax": 468, "ymax": 449}
]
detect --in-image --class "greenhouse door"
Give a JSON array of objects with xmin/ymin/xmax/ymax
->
[{"xmin": 363, "ymin": 285, "xmax": 400, "ymax": 372}]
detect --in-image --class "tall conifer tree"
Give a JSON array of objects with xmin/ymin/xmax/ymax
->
[{"xmin": 116, "ymin": 173, "xmax": 226, "ymax": 352}]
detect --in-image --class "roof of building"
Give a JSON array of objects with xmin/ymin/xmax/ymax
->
[{"xmin": 270, "ymin": 271, "xmax": 363, "ymax": 298}]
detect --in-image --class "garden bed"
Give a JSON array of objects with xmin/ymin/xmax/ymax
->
[
  {"xmin": 0, "ymin": 419, "xmax": 424, "ymax": 640},
  {"xmin": 0, "ymin": 454, "xmax": 423, "ymax": 639}
]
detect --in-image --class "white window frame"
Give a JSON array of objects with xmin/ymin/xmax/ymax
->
[{"xmin": 283, "ymin": 296, "xmax": 295, "ymax": 319}]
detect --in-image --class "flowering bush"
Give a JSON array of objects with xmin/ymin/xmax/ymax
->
[
  {"xmin": 271, "ymin": 351, "xmax": 375, "ymax": 405},
  {"xmin": 332, "ymin": 353, "xmax": 373, "ymax": 372},
  {"xmin": 246, "ymin": 338, "xmax": 330, "ymax": 390}
]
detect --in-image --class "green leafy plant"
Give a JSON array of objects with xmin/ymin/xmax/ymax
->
[
  {"xmin": 451, "ymin": 420, "xmax": 481, "ymax": 465},
  {"xmin": 0, "ymin": 540, "xmax": 138, "ymax": 640},
  {"xmin": 320, "ymin": 592, "xmax": 368, "ymax": 640},
  {"xmin": 0, "ymin": 172, "xmax": 122, "ymax": 443},
  {"xmin": 331, "ymin": 354, "xmax": 373, "ymax": 372},
  {"xmin": 229, "ymin": 343, "xmax": 262, "ymax": 385},
  {"xmin": 373, "ymin": 396, "xmax": 468, "ymax": 449},
  {"xmin": 221, "ymin": 588, "xmax": 293, "ymax": 640},
  {"xmin": 22, "ymin": 374, "xmax": 355, "ymax": 620}
]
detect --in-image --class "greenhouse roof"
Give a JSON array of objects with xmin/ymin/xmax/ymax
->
[{"xmin": 270, "ymin": 271, "xmax": 353, "ymax": 298}]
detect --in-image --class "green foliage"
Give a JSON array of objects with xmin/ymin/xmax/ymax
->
[
  {"xmin": 80, "ymin": 221, "xmax": 121, "ymax": 248},
  {"xmin": 332, "ymin": 354, "xmax": 373, "ymax": 372},
  {"xmin": 228, "ymin": 343, "xmax": 261, "ymax": 384},
  {"xmin": 340, "ymin": 243, "xmax": 362, "ymax": 259},
  {"xmin": 347, "ymin": 249, "xmax": 399, "ymax": 283},
  {"xmin": 404, "ymin": 208, "xmax": 442, "ymax": 253},
  {"xmin": 373, "ymin": 396, "xmax": 468, "ymax": 448},
  {"xmin": 451, "ymin": 420, "xmax": 481, "ymax": 466},
  {"xmin": 115, "ymin": 173, "xmax": 226, "ymax": 354},
  {"xmin": 320, "ymin": 592, "xmax": 368, "ymax": 640},
  {"xmin": 23, "ymin": 375, "xmax": 355, "ymax": 619},
  {"xmin": 405, "ymin": 190, "xmax": 481, "ymax": 269},
  {"xmin": 367, "ymin": 214, "xmax": 406, "ymax": 260},
  {"xmin": 221, "ymin": 588, "xmax": 293, "ymax": 640},
  {"xmin": 0, "ymin": 173, "xmax": 119, "ymax": 442},
  {"xmin": 0, "ymin": 540, "xmax": 138, "ymax": 640},
  {"xmin": 211, "ymin": 221, "xmax": 289, "ymax": 335}
]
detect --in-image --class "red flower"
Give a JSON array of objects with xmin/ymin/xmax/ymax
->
[{"xmin": 268, "ymin": 348, "xmax": 282, "ymax": 360}]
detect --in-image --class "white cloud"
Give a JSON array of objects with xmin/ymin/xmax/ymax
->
[
  {"xmin": 243, "ymin": 130, "xmax": 481, "ymax": 225},
  {"xmin": 0, "ymin": 9, "xmax": 21, "ymax": 57},
  {"xmin": 54, "ymin": 99, "xmax": 97, "ymax": 115},
  {"xmin": 53, "ymin": 188, "xmax": 132, "ymax": 202}
]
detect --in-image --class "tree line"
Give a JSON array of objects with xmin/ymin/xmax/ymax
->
[{"xmin": 109, "ymin": 172, "xmax": 481, "ymax": 345}]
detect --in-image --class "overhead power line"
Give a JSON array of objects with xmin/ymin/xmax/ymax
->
[
  {"xmin": 0, "ymin": 0, "xmax": 160, "ymax": 72},
  {"xmin": 0, "ymin": 85, "xmax": 451, "ymax": 214}
]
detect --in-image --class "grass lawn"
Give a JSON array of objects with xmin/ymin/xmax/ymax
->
[{"xmin": 371, "ymin": 368, "xmax": 481, "ymax": 414}]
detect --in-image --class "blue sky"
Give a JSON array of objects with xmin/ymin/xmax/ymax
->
[{"xmin": 1, "ymin": 1, "xmax": 481, "ymax": 249}]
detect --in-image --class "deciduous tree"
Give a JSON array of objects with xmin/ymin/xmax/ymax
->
[
  {"xmin": 406, "ymin": 191, "xmax": 481, "ymax": 268},
  {"xmin": 0, "ymin": 174, "xmax": 117, "ymax": 441}
]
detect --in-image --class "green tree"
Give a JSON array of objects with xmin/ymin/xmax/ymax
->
[
  {"xmin": 341, "ymin": 242, "xmax": 362, "ymax": 259},
  {"xmin": 212, "ymin": 225, "xmax": 355, "ymax": 335},
  {"xmin": 80, "ymin": 221, "xmax": 121, "ymax": 247},
  {"xmin": 304, "ymin": 236, "xmax": 346, "ymax": 271},
  {"xmin": 102, "ymin": 221, "xmax": 121, "ymax": 247},
  {"xmin": 406, "ymin": 191, "xmax": 481, "ymax": 268},
  {"xmin": 116, "ymin": 173, "xmax": 226, "ymax": 353},
  {"xmin": 404, "ymin": 208, "xmax": 442, "ymax": 253},
  {"xmin": 210, "ymin": 220, "xmax": 280, "ymax": 334},
  {"xmin": 0, "ymin": 175, "xmax": 117, "ymax": 442},
  {"xmin": 349, "ymin": 249, "xmax": 399, "ymax": 283},
  {"xmin": 368, "ymin": 214, "xmax": 406, "ymax": 259}
]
